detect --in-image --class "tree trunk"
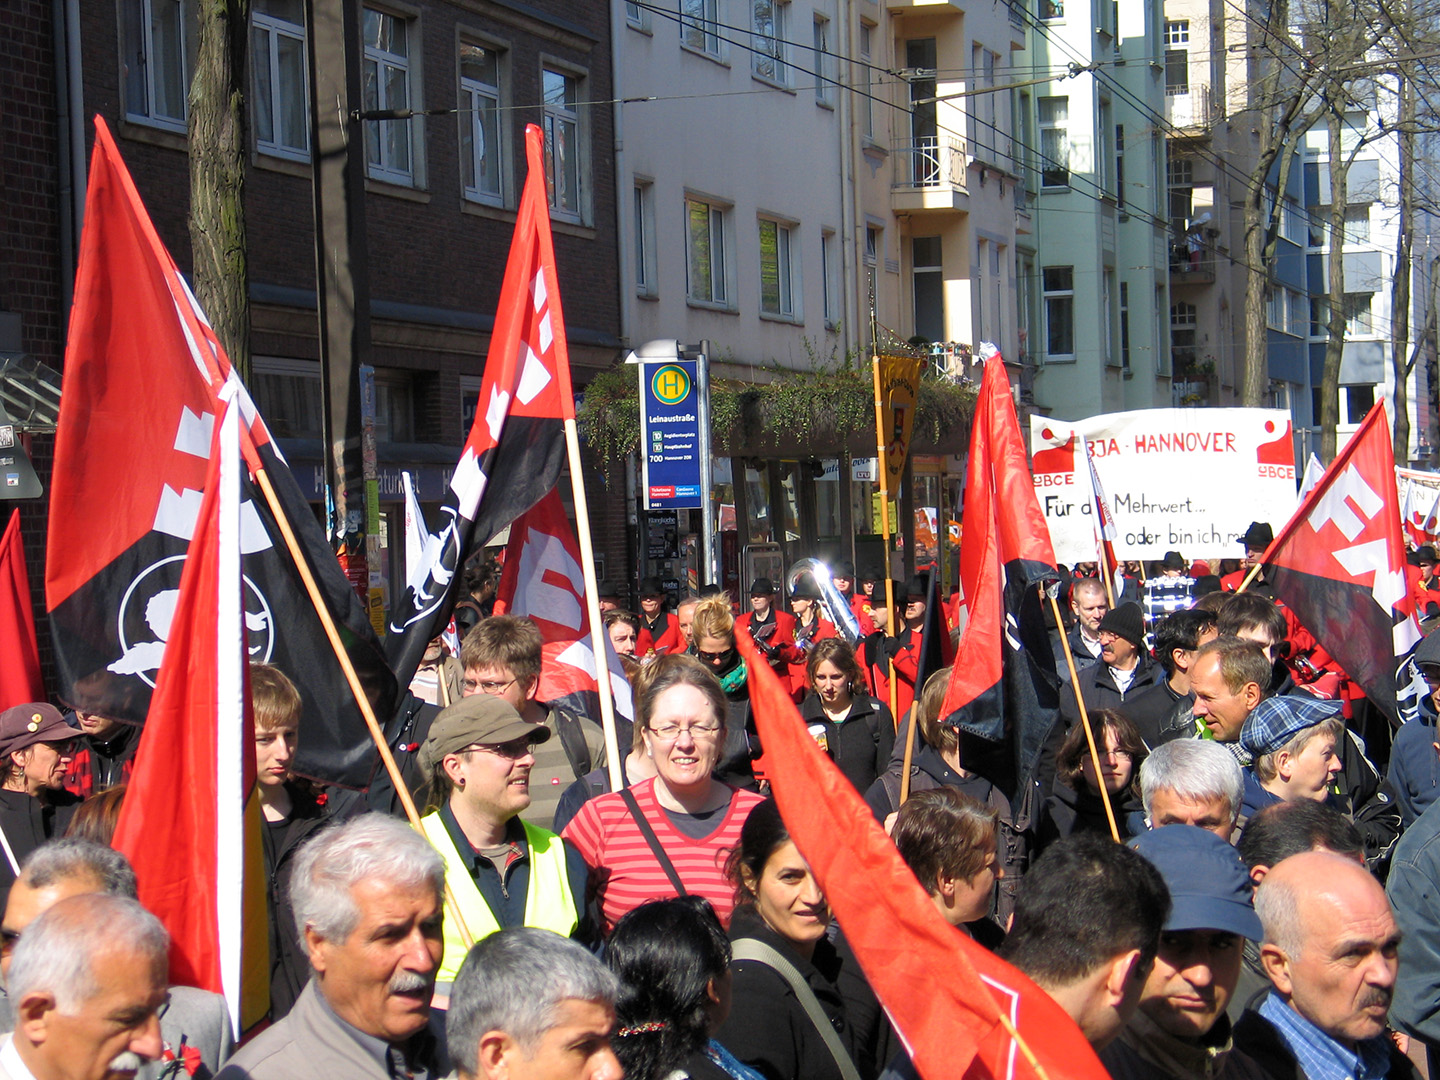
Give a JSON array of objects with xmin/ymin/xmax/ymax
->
[
  {"xmin": 189, "ymin": 0, "xmax": 250, "ymax": 381},
  {"xmin": 1243, "ymin": 181, "xmax": 1270, "ymax": 407},
  {"xmin": 1320, "ymin": 106, "xmax": 1348, "ymax": 463},
  {"xmin": 1392, "ymin": 75, "xmax": 1415, "ymax": 463}
]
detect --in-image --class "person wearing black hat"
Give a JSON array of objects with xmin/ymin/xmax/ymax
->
[
  {"xmin": 735, "ymin": 578, "xmax": 796, "ymax": 679},
  {"xmin": 1221, "ymin": 523, "xmax": 1275, "ymax": 598},
  {"xmin": 786, "ymin": 576, "xmax": 836, "ymax": 699},
  {"xmin": 636, "ymin": 578, "xmax": 682, "ymax": 656},
  {"xmin": 832, "ymin": 560, "xmax": 856, "ymax": 603},
  {"xmin": 1408, "ymin": 545, "xmax": 1440, "ymax": 620},
  {"xmin": 0, "ymin": 705, "xmax": 81, "ymax": 905},
  {"xmin": 876, "ymin": 577, "xmax": 930, "ymax": 722},
  {"xmin": 1057, "ymin": 602, "xmax": 1162, "ymax": 730}
]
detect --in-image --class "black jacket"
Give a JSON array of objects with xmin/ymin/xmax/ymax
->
[
  {"xmin": 719, "ymin": 908, "xmax": 880, "ymax": 1080},
  {"xmin": 1035, "ymin": 780, "xmax": 1145, "ymax": 854},
  {"xmin": 798, "ymin": 693, "xmax": 895, "ymax": 795},
  {"xmin": 1119, "ymin": 678, "xmax": 1196, "ymax": 748},
  {"xmin": 1232, "ymin": 994, "xmax": 1418, "ymax": 1080},
  {"xmin": 1058, "ymin": 653, "xmax": 1162, "ymax": 727},
  {"xmin": 261, "ymin": 786, "xmax": 330, "ymax": 1019},
  {"xmin": 0, "ymin": 787, "xmax": 79, "ymax": 907}
]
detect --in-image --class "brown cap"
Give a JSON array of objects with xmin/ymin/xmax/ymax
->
[
  {"xmin": 0, "ymin": 704, "xmax": 77, "ymax": 760},
  {"xmin": 417, "ymin": 695, "xmax": 550, "ymax": 774}
]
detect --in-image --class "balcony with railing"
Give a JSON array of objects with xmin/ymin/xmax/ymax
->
[
  {"xmin": 1165, "ymin": 84, "xmax": 1212, "ymax": 131},
  {"xmin": 891, "ymin": 136, "xmax": 968, "ymax": 213},
  {"xmin": 1170, "ymin": 238, "xmax": 1216, "ymax": 283}
]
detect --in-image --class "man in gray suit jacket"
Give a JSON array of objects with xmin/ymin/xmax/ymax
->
[
  {"xmin": 0, "ymin": 839, "xmax": 233, "ymax": 1079},
  {"xmin": 217, "ymin": 815, "xmax": 447, "ymax": 1080},
  {"xmin": 2, "ymin": 893, "xmax": 169, "ymax": 1080}
]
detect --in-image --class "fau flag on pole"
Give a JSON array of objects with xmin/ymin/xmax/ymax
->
[
  {"xmin": 1262, "ymin": 402, "xmax": 1420, "ymax": 722},
  {"xmin": 45, "ymin": 118, "xmax": 395, "ymax": 788},
  {"xmin": 0, "ymin": 510, "xmax": 44, "ymax": 707},
  {"xmin": 737, "ymin": 629, "xmax": 1108, "ymax": 1080},
  {"xmin": 939, "ymin": 348, "xmax": 1059, "ymax": 796},
  {"xmin": 112, "ymin": 401, "xmax": 268, "ymax": 1033},
  {"xmin": 492, "ymin": 490, "xmax": 633, "ymax": 722},
  {"xmin": 387, "ymin": 123, "xmax": 572, "ymax": 689}
]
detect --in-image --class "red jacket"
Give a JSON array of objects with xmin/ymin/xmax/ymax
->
[
  {"xmin": 787, "ymin": 618, "xmax": 837, "ymax": 697},
  {"xmin": 736, "ymin": 610, "xmax": 797, "ymax": 677}
]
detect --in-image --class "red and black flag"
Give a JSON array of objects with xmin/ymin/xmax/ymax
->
[
  {"xmin": 939, "ymin": 348, "xmax": 1060, "ymax": 796},
  {"xmin": 492, "ymin": 489, "xmax": 633, "ymax": 723},
  {"xmin": 45, "ymin": 117, "xmax": 396, "ymax": 788},
  {"xmin": 1261, "ymin": 402, "xmax": 1420, "ymax": 722},
  {"xmin": 738, "ymin": 627, "xmax": 1111, "ymax": 1080},
  {"xmin": 385, "ymin": 123, "xmax": 572, "ymax": 688}
]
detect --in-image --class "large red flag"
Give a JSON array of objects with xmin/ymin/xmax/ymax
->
[
  {"xmin": 386, "ymin": 123, "xmax": 574, "ymax": 687},
  {"xmin": 112, "ymin": 400, "xmax": 266, "ymax": 1032},
  {"xmin": 492, "ymin": 489, "xmax": 633, "ymax": 723},
  {"xmin": 0, "ymin": 510, "xmax": 44, "ymax": 707},
  {"xmin": 938, "ymin": 349, "xmax": 1059, "ymax": 795},
  {"xmin": 737, "ymin": 628, "xmax": 1108, "ymax": 1080},
  {"xmin": 46, "ymin": 117, "xmax": 395, "ymax": 788},
  {"xmin": 1261, "ymin": 402, "xmax": 1420, "ymax": 721}
]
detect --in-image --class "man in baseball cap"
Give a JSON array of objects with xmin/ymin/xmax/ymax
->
[
  {"xmin": 0, "ymin": 705, "xmax": 81, "ymax": 903},
  {"xmin": 1103, "ymin": 825, "xmax": 1266, "ymax": 1079},
  {"xmin": 416, "ymin": 696, "xmax": 587, "ymax": 985}
]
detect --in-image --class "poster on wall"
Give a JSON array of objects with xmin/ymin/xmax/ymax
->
[{"xmin": 1030, "ymin": 408, "xmax": 1298, "ymax": 563}]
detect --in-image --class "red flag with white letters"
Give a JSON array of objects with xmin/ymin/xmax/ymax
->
[
  {"xmin": 0, "ymin": 510, "xmax": 44, "ymax": 707},
  {"xmin": 492, "ymin": 490, "xmax": 632, "ymax": 723},
  {"xmin": 1262, "ymin": 402, "xmax": 1420, "ymax": 720}
]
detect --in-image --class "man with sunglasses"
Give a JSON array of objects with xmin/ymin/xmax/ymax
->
[
  {"xmin": 0, "ymin": 706, "xmax": 81, "ymax": 908},
  {"xmin": 418, "ymin": 695, "xmax": 591, "ymax": 989}
]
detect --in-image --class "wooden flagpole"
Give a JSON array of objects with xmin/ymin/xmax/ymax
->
[
  {"xmin": 1047, "ymin": 591, "xmax": 1120, "ymax": 842},
  {"xmin": 562, "ymin": 418, "xmax": 626, "ymax": 792},
  {"xmin": 249, "ymin": 458, "xmax": 475, "ymax": 951},
  {"xmin": 873, "ymin": 358, "xmax": 910, "ymax": 798},
  {"xmin": 1234, "ymin": 560, "xmax": 1266, "ymax": 594}
]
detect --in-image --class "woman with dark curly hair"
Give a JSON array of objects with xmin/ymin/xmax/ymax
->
[
  {"xmin": 606, "ymin": 897, "xmax": 765, "ymax": 1080},
  {"xmin": 1036, "ymin": 708, "xmax": 1148, "ymax": 851}
]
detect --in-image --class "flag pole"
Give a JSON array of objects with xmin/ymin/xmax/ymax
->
[
  {"xmin": 871, "ymin": 358, "xmax": 902, "ymax": 732},
  {"xmin": 1047, "ymin": 591, "xmax": 1120, "ymax": 842},
  {"xmin": 562, "ymin": 419, "xmax": 625, "ymax": 792},
  {"xmin": 249, "ymin": 459, "xmax": 476, "ymax": 950},
  {"xmin": 1234, "ymin": 561, "xmax": 1265, "ymax": 594}
]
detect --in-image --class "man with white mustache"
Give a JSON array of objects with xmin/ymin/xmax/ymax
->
[
  {"xmin": 2, "ymin": 893, "xmax": 168, "ymax": 1080},
  {"xmin": 217, "ymin": 816, "xmax": 447, "ymax": 1080}
]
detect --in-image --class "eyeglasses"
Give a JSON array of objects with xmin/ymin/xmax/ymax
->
[
  {"xmin": 1097, "ymin": 749, "xmax": 1133, "ymax": 761},
  {"xmin": 466, "ymin": 677, "xmax": 517, "ymax": 696},
  {"xmin": 696, "ymin": 649, "xmax": 731, "ymax": 663},
  {"xmin": 648, "ymin": 722, "xmax": 722, "ymax": 741},
  {"xmin": 465, "ymin": 738, "xmax": 535, "ymax": 760}
]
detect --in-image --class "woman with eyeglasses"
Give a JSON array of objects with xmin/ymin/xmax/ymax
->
[
  {"xmin": 0, "ymin": 703, "xmax": 82, "ymax": 903},
  {"xmin": 564, "ymin": 654, "xmax": 766, "ymax": 936},
  {"xmin": 1035, "ymin": 708, "xmax": 1148, "ymax": 852}
]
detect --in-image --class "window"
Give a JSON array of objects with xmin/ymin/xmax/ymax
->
[
  {"xmin": 1282, "ymin": 198, "xmax": 1306, "ymax": 245},
  {"xmin": 1041, "ymin": 0, "xmax": 1063, "ymax": 19},
  {"xmin": 813, "ymin": 17, "xmax": 833, "ymax": 107},
  {"xmin": 1267, "ymin": 289, "xmax": 1285, "ymax": 331},
  {"xmin": 625, "ymin": 2, "xmax": 647, "ymax": 30},
  {"xmin": 821, "ymin": 230, "xmax": 839, "ymax": 327},
  {"xmin": 864, "ymin": 226, "xmax": 881, "ymax": 330},
  {"xmin": 1164, "ymin": 20, "xmax": 1190, "ymax": 45},
  {"xmin": 634, "ymin": 181, "xmax": 656, "ymax": 296},
  {"xmin": 1115, "ymin": 124, "xmax": 1126, "ymax": 210},
  {"xmin": 1039, "ymin": 97, "xmax": 1069, "ymax": 187},
  {"xmin": 686, "ymin": 198, "xmax": 729, "ymax": 306},
  {"xmin": 753, "ymin": 0, "xmax": 788, "ymax": 84},
  {"xmin": 1289, "ymin": 291, "xmax": 1308, "ymax": 336},
  {"xmin": 1102, "ymin": 271, "xmax": 1116, "ymax": 364},
  {"xmin": 1164, "ymin": 34, "xmax": 1189, "ymax": 96},
  {"xmin": 1043, "ymin": 266, "xmax": 1075, "ymax": 360},
  {"xmin": 1344, "ymin": 294, "xmax": 1374, "ymax": 336},
  {"xmin": 913, "ymin": 237, "xmax": 943, "ymax": 343},
  {"xmin": 252, "ymin": 0, "xmax": 307, "ymax": 158},
  {"xmin": 681, "ymin": 0, "xmax": 720, "ymax": 56},
  {"xmin": 758, "ymin": 219, "xmax": 796, "ymax": 318},
  {"xmin": 362, "ymin": 8, "xmax": 414, "ymax": 183},
  {"xmin": 543, "ymin": 68, "xmax": 582, "ymax": 218},
  {"xmin": 1346, "ymin": 384, "xmax": 1375, "ymax": 423},
  {"xmin": 1097, "ymin": 100, "xmax": 1113, "ymax": 191},
  {"xmin": 459, "ymin": 42, "xmax": 504, "ymax": 204},
  {"xmin": 1018, "ymin": 255, "xmax": 1036, "ymax": 364},
  {"xmin": 1120, "ymin": 281, "xmax": 1131, "ymax": 370},
  {"xmin": 858, "ymin": 24, "xmax": 874, "ymax": 139},
  {"xmin": 123, "ymin": 0, "xmax": 189, "ymax": 130},
  {"xmin": 1345, "ymin": 205, "xmax": 1371, "ymax": 244}
]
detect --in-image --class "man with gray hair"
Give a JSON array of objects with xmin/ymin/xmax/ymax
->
[
  {"xmin": 4, "ymin": 892, "xmax": 169, "ymax": 1080},
  {"xmin": 447, "ymin": 928, "xmax": 620, "ymax": 1080},
  {"xmin": 0, "ymin": 838, "xmax": 232, "ymax": 1080},
  {"xmin": 1140, "ymin": 739, "xmax": 1245, "ymax": 841},
  {"xmin": 1233, "ymin": 850, "xmax": 1414, "ymax": 1079},
  {"xmin": 217, "ymin": 814, "xmax": 446, "ymax": 1080}
]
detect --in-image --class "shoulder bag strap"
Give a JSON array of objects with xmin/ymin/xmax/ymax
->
[
  {"xmin": 729, "ymin": 938, "xmax": 862, "ymax": 1080},
  {"xmin": 620, "ymin": 788, "xmax": 687, "ymax": 896}
]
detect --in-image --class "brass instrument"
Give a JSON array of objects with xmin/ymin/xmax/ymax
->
[{"xmin": 786, "ymin": 558, "xmax": 862, "ymax": 647}]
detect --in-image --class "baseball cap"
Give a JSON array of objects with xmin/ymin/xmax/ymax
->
[
  {"xmin": 1131, "ymin": 825, "xmax": 1263, "ymax": 940},
  {"xmin": 417, "ymin": 695, "xmax": 550, "ymax": 774},
  {"xmin": 0, "ymin": 704, "xmax": 78, "ymax": 760}
]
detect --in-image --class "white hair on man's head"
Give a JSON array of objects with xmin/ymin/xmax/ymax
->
[
  {"xmin": 8, "ymin": 894, "xmax": 167, "ymax": 1013},
  {"xmin": 21, "ymin": 838, "xmax": 138, "ymax": 899},
  {"xmin": 289, "ymin": 813, "xmax": 444, "ymax": 946},
  {"xmin": 447, "ymin": 928, "xmax": 618, "ymax": 1076},
  {"xmin": 1140, "ymin": 738, "xmax": 1244, "ymax": 824}
]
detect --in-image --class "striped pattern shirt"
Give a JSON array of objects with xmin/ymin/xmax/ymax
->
[{"xmin": 562, "ymin": 777, "xmax": 764, "ymax": 935}]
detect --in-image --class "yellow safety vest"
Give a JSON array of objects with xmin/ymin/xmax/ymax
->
[{"xmin": 421, "ymin": 810, "xmax": 579, "ymax": 982}]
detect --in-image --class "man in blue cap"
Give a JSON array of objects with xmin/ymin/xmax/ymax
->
[{"xmin": 1103, "ymin": 826, "xmax": 1267, "ymax": 1080}]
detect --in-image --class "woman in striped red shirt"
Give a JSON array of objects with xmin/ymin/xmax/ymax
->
[{"xmin": 563, "ymin": 654, "xmax": 765, "ymax": 936}]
